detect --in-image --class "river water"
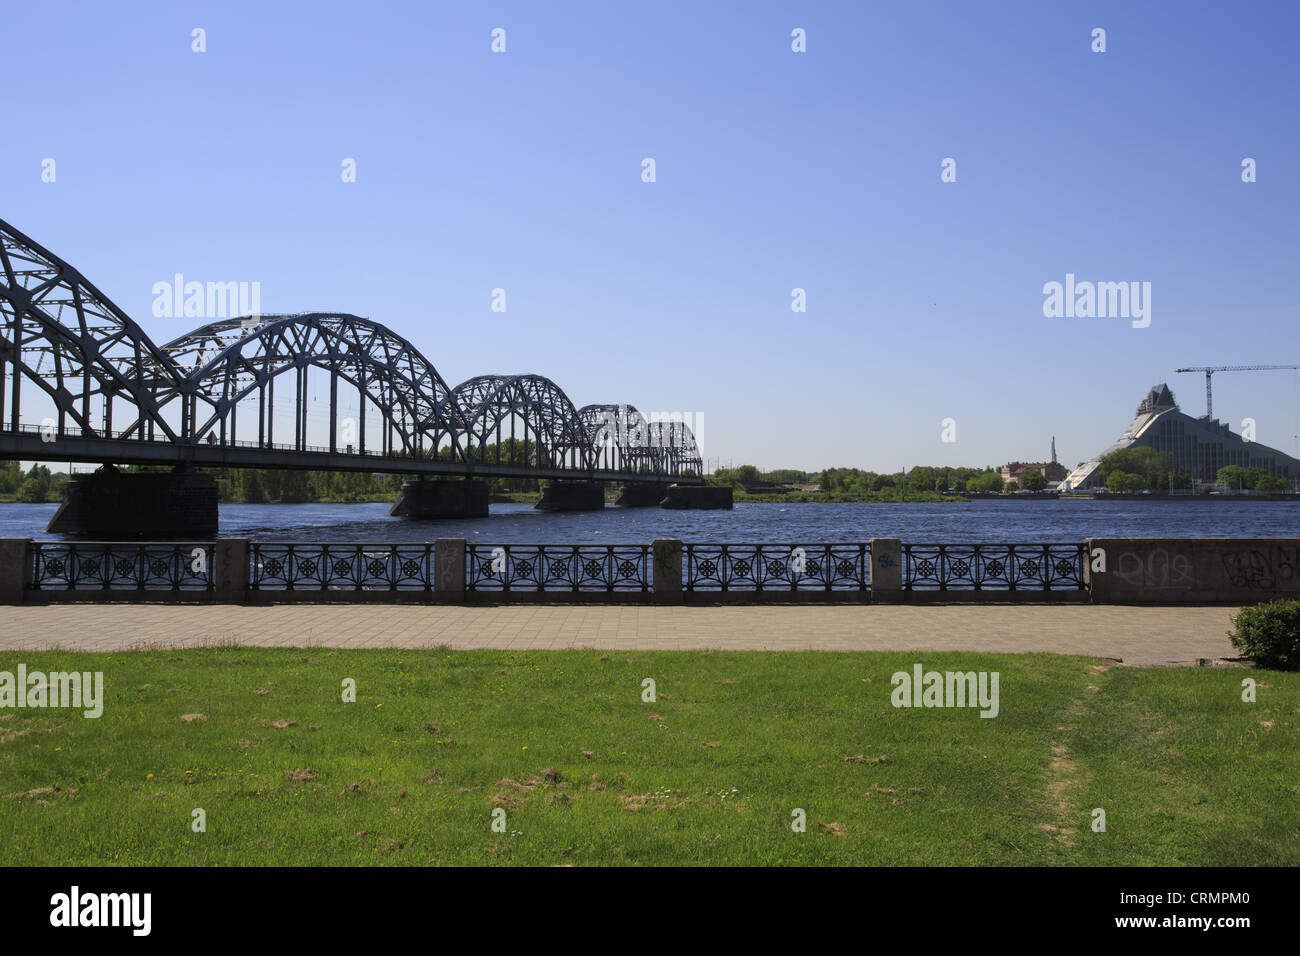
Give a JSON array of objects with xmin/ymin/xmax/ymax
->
[{"xmin": 3, "ymin": 499, "xmax": 1299, "ymax": 542}]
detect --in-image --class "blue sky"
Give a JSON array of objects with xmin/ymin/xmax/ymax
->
[{"xmin": 5, "ymin": 0, "xmax": 1299, "ymax": 472}]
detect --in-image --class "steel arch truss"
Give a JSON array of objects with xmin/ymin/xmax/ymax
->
[
  {"xmin": 0, "ymin": 216, "xmax": 707, "ymax": 481},
  {"xmin": 160, "ymin": 313, "xmax": 464, "ymax": 457},
  {"xmin": 453, "ymin": 374, "xmax": 594, "ymax": 470},
  {"xmin": 580, "ymin": 403, "xmax": 658, "ymax": 473},
  {"xmin": 579, "ymin": 404, "xmax": 702, "ymax": 477},
  {"xmin": 646, "ymin": 420, "xmax": 703, "ymax": 476},
  {"xmin": 0, "ymin": 217, "xmax": 183, "ymax": 441}
]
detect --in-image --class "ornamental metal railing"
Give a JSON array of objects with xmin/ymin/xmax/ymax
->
[
  {"xmin": 684, "ymin": 543, "xmax": 871, "ymax": 591},
  {"xmin": 29, "ymin": 541, "xmax": 214, "ymax": 590},
  {"xmin": 23, "ymin": 540, "xmax": 1088, "ymax": 595},
  {"xmin": 249, "ymin": 543, "xmax": 434, "ymax": 590},
  {"xmin": 902, "ymin": 543, "xmax": 1087, "ymax": 591},
  {"xmin": 466, "ymin": 543, "xmax": 651, "ymax": 592}
]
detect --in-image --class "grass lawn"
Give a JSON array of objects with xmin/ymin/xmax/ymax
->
[{"xmin": 2, "ymin": 648, "xmax": 1296, "ymax": 866}]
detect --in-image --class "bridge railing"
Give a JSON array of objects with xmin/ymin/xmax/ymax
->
[{"xmin": 5, "ymin": 421, "xmax": 403, "ymax": 456}]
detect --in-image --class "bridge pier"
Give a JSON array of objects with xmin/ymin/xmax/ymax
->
[
  {"xmin": 389, "ymin": 478, "xmax": 489, "ymax": 519},
  {"xmin": 46, "ymin": 466, "xmax": 219, "ymax": 538},
  {"xmin": 534, "ymin": 480, "xmax": 605, "ymax": 511},
  {"xmin": 615, "ymin": 482, "xmax": 671, "ymax": 507},
  {"xmin": 660, "ymin": 484, "xmax": 734, "ymax": 509}
]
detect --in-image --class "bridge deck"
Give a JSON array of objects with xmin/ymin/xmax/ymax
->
[{"xmin": 0, "ymin": 432, "xmax": 702, "ymax": 484}]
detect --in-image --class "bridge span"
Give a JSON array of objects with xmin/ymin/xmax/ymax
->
[{"xmin": 0, "ymin": 217, "xmax": 724, "ymax": 535}]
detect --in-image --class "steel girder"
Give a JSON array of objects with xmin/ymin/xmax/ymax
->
[{"xmin": 0, "ymin": 217, "xmax": 183, "ymax": 441}]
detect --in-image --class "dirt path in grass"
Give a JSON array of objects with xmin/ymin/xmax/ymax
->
[{"xmin": 1036, "ymin": 662, "xmax": 1117, "ymax": 850}]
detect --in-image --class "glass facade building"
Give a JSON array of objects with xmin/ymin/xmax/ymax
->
[{"xmin": 1061, "ymin": 384, "xmax": 1299, "ymax": 490}]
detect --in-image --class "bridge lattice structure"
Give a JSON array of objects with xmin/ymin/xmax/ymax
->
[{"xmin": 0, "ymin": 217, "xmax": 703, "ymax": 483}]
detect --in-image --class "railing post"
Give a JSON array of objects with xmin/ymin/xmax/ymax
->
[
  {"xmin": 0, "ymin": 538, "xmax": 33, "ymax": 603},
  {"xmin": 215, "ymin": 538, "xmax": 249, "ymax": 602},
  {"xmin": 1083, "ymin": 538, "xmax": 1102, "ymax": 601},
  {"xmin": 435, "ymin": 538, "xmax": 466, "ymax": 601},
  {"xmin": 869, "ymin": 538, "xmax": 903, "ymax": 602},
  {"xmin": 653, "ymin": 538, "xmax": 682, "ymax": 603}
]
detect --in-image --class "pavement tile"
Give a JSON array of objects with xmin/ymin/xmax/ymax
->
[{"xmin": 0, "ymin": 603, "xmax": 1243, "ymax": 666}]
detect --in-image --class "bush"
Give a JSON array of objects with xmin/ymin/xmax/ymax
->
[{"xmin": 1229, "ymin": 600, "xmax": 1300, "ymax": 670}]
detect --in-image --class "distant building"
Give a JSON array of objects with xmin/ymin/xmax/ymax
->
[
  {"xmin": 1001, "ymin": 437, "xmax": 1068, "ymax": 485},
  {"xmin": 1060, "ymin": 383, "xmax": 1300, "ymax": 490}
]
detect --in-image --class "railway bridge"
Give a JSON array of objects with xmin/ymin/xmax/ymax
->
[{"xmin": 0, "ymin": 217, "xmax": 723, "ymax": 536}]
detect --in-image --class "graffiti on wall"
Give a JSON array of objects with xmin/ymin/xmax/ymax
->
[
  {"xmin": 1222, "ymin": 546, "xmax": 1298, "ymax": 590},
  {"xmin": 1114, "ymin": 549, "xmax": 1194, "ymax": 590}
]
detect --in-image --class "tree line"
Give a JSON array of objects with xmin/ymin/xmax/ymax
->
[
  {"xmin": 0, "ymin": 462, "xmax": 65, "ymax": 502},
  {"xmin": 1214, "ymin": 465, "xmax": 1291, "ymax": 492},
  {"xmin": 6, "ymin": 447, "xmax": 1291, "ymax": 505},
  {"xmin": 710, "ymin": 464, "xmax": 1012, "ymax": 496}
]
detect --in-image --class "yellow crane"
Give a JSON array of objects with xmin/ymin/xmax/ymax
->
[{"xmin": 1174, "ymin": 365, "xmax": 1300, "ymax": 419}]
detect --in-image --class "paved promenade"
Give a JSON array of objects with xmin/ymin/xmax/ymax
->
[{"xmin": 0, "ymin": 603, "xmax": 1243, "ymax": 666}]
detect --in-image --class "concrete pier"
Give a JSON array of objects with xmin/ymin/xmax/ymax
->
[
  {"xmin": 389, "ymin": 478, "xmax": 489, "ymax": 518},
  {"xmin": 46, "ymin": 467, "xmax": 218, "ymax": 538},
  {"xmin": 660, "ymin": 484, "xmax": 734, "ymax": 510},
  {"xmin": 615, "ymin": 482, "xmax": 670, "ymax": 507},
  {"xmin": 534, "ymin": 480, "xmax": 605, "ymax": 511}
]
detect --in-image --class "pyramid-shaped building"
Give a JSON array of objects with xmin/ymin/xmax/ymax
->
[{"xmin": 1060, "ymin": 384, "xmax": 1299, "ymax": 490}]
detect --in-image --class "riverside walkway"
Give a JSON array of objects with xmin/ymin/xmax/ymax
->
[{"xmin": 0, "ymin": 604, "xmax": 1242, "ymax": 666}]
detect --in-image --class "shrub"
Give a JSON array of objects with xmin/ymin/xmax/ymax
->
[{"xmin": 1229, "ymin": 600, "xmax": 1300, "ymax": 671}]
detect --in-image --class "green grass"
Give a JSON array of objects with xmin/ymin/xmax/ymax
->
[{"xmin": 2, "ymin": 649, "xmax": 1296, "ymax": 865}]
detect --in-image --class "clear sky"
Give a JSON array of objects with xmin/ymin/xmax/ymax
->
[{"xmin": 5, "ymin": 0, "xmax": 1299, "ymax": 473}]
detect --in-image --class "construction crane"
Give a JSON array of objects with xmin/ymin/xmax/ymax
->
[{"xmin": 1174, "ymin": 365, "xmax": 1300, "ymax": 419}]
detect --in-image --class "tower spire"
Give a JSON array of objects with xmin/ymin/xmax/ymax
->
[{"xmin": 1051, "ymin": 436, "xmax": 1057, "ymax": 464}]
